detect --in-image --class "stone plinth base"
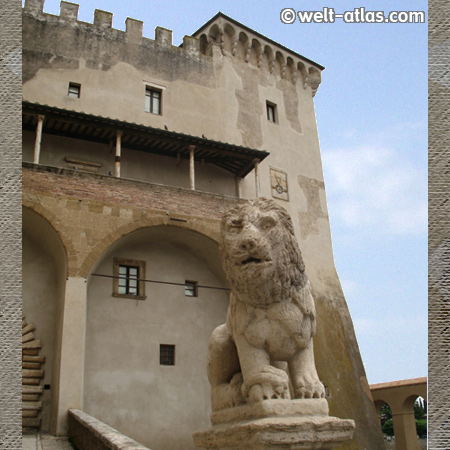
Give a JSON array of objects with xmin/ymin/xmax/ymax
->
[{"xmin": 193, "ymin": 399, "xmax": 355, "ymax": 450}]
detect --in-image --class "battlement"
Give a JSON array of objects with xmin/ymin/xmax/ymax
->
[
  {"xmin": 23, "ymin": 0, "xmax": 322, "ymax": 95},
  {"xmin": 23, "ymin": 0, "xmax": 201, "ymax": 56}
]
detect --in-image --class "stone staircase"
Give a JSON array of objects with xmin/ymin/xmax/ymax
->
[{"xmin": 22, "ymin": 316, "xmax": 45, "ymax": 433}]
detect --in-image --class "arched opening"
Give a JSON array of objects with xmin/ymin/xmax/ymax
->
[
  {"xmin": 249, "ymin": 39, "xmax": 262, "ymax": 67},
  {"xmin": 286, "ymin": 57, "xmax": 295, "ymax": 83},
  {"xmin": 274, "ymin": 51, "xmax": 285, "ymax": 78},
  {"xmin": 376, "ymin": 401, "xmax": 395, "ymax": 439},
  {"xmin": 83, "ymin": 226, "xmax": 229, "ymax": 449},
  {"xmin": 208, "ymin": 24, "xmax": 221, "ymax": 45},
  {"xmin": 199, "ymin": 34, "xmax": 208, "ymax": 56},
  {"xmin": 223, "ymin": 23, "xmax": 236, "ymax": 55},
  {"xmin": 22, "ymin": 207, "xmax": 67, "ymax": 434},
  {"xmin": 404, "ymin": 395, "xmax": 427, "ymax": 439},
  {"xmin": 237, "ymin": 31, "xmax": 249, "ymax": 61},
  {"xmin": 374, "ymin": 395, "xmax": 427, "ymax": 447},
  {"xmin": 263, "ymin": 45, "xmax": 274, "ymax": 73},
  {"xmin": 297, "ymin": 62, "xmax": 308, "ymax": 88}
]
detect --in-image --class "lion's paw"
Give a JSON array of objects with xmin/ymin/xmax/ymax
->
[
  {"xmin": 294, "ymin": 375, "xmax": 325, "ymax": 399},
  {"xmin": 249, "ymin": 381, "xmax": 290, "ymax": 402},
  {"xmin": 244, "ymin": 367, "xmax": 290, "ymax": 402}
]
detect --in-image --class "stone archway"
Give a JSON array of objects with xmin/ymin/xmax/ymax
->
[
  {"xmin": 22, "ymin": 207, "xmax": 67, "ymax": 434},
  {"xmin": 371, "ymin": 377, "xmax": 427, "ymax": 450}
]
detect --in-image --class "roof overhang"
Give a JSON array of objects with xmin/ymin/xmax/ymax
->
[{"xmin": 22, "ymin": 102, "xmax": 269, "ymax": 178}]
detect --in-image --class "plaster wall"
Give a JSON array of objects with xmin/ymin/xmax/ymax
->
[{"xmin": 84, "ymin": 228, "xmax": 229, "ymax": 449}]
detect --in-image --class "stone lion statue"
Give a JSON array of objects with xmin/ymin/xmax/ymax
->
[{"xmin": 208, "ymin": 198, "xmax": 325, "ymax": 412}]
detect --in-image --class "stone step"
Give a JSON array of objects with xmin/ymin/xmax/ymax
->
[
  {"xmin": 22, "ymin": 385, "xmax": 44, "ymax": 394},
  {"xmin": 22, "ymin": 401, "xmax": 42, "ymax": 411},
  {"xmin": 22, "ymin": 323, "xmax": 35, "ymax": 335},
  {"xmin": 22, "ymin": 332, "xmax": 35, "ymax": 343},
  {"xmin": 22, "ymin": 418, "xmax": 41, "ymax": 428},
  {"xmin": 23, "ymin": 362, "xmax": 41, "ymax": 370},
  {"xmin": 22, "ymin": 355, "xmax": 46, "ymax": 363},
  {"xmin": 22, "ymin": 339, "xmax": 41, "ymax": 350},
  {"xmin": 23, "ymin": 394, "xmax": 40, "ymax": 402},
  {"xmin": 23, "ymin": 369, "xmax": 44, "ymax": 379},
  {"xmin": 22, "ymin": 378, "xmax": 41, "ymax": 386}
]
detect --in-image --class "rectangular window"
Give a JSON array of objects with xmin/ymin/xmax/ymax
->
[
  {"xmin": 68, "ymin": 82, "xmax": 81, "ymax": 98},
  {"xmin": 113, "ymin": 258, "xmax": 146, "ymax": 300},
  {"xmin": 160, "ymin": 344, "xmax": 175, "ymax": 366},
  {"xmin": 118, "ymin": 265, "xmax": 139, "ymax": 295},
  {"xmin": 185, "ymin": 280, "xmax": 198, "ymax": 297},
  {"xmin": 266, "ymin": 101, "xmax": 277, "ymax": 123},
  {"xmin": 145, "ymin": 87, "xmax": 161, "ymax": 115}
]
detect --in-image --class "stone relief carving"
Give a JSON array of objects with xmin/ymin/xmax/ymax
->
[
  {"xmin": 207, "ymin": 198, "xmax": 325, "ymax": 412},
  {"xmin": 270, "ymin": 168, "xmax": 289, "ymax": 201}
]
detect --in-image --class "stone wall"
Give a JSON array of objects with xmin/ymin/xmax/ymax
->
[{"xmin": 68, "ymin": 409, "xmax": 150, "ymax": 450}]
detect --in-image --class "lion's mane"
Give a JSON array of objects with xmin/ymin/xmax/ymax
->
[{"xmin": 220, "ymin": 198, "xmax": 308, "ymax": 308}]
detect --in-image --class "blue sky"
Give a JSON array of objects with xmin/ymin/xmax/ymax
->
[{"xmin": 29, "ymin": 0, "xmax": 428, "ymax": 384}]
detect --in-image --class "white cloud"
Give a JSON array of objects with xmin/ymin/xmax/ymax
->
[{"xmin": 322, "ymin": 145, "xmax": 427, "ymax": 235}]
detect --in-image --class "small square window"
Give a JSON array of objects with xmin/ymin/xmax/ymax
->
[
  {"xmin": 266, "ymin": 101, "xmax": 277, "ymax": 123},
  {"xmin": 160, "ymin": 344, "xmax": 175, "ymax": 366},
  {"xmin": 68, "ymin": 82, "xmax": 81, "ymax": 98},
  {"xmin": 185, "ymin": 280, "xmax": 198, "ymax": 297},
  {"xmin": 145, "ymin": 87, "xmax": 162, "ymax": 115},
  {"xmin": 113, "ymin": 258, "xmax": 146, "ymax": 300}
]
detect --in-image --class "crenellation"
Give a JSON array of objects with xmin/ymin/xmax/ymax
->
[
  {"xmin": 60, "ymin": 1, "xmax": 79, "ymax": 22},
  {"xmin": 21, "ymin": 4, "xmax": 321, "ymax": 93},
  {"xmin": 93, "ymin": 9, "xmax": 113, "ymax": 31},
  {"xmin": 183, "ymin": 35, "xmax": 200, "ymax": 58},
  {"xmin": 24, "ymin": 0, "xmax": 44, "ymax": 15},
  {"xmin": 155, "ymin": 26, "xmax": 173, "ymax": 48},
  {"xmin": 125, "ymin": 17, "xmax": 143, "ymax": 42}
]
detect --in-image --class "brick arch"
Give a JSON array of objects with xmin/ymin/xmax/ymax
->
[
  {"xmin": 22, "ymin": 203, "xmax": 70, "ymax": 277},
  {"xmin": 78, "ymin": 215, "xmax": 221, "ymax": 278}
]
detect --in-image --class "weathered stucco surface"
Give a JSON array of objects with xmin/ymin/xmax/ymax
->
[{"xmin": 22, "ymin": 3, "xmax": 384, "ymax": 449}]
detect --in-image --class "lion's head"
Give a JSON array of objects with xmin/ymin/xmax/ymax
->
[{"xmin": 220, "ymin": 198, "xmax": 307, "ymax": 306}]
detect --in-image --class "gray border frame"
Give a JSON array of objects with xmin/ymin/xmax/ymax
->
[
  {"xmin": 429, "ymin": 0, "xmax": 450, "ymax": 447},
  {"xmin": 0, "ymin": 0, "xmax": 447, "ymax": 447},
  {"xmin": 0, "ymin": 1, "xmax": 22, "ymax": 449}
]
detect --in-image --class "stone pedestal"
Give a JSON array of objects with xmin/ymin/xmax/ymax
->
[{"xmin": 193, "ymin": 399, "xmax": 355, "ymax": 450}]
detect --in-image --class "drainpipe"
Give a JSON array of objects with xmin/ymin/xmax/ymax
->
[
  {"xmin": 189, "ymin": 145, "xmax": 195, "ymax": 190},
  {"xmin": 33, "ymin": 115, "xmax": 45, "ymax": 164},
  {"xmin": 115, "ymin": 131, "xmax": 122, "ymax": 177},
  {"xmin": 253, "ymin": 159, "xmax": 260, "ymax": 198}
]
